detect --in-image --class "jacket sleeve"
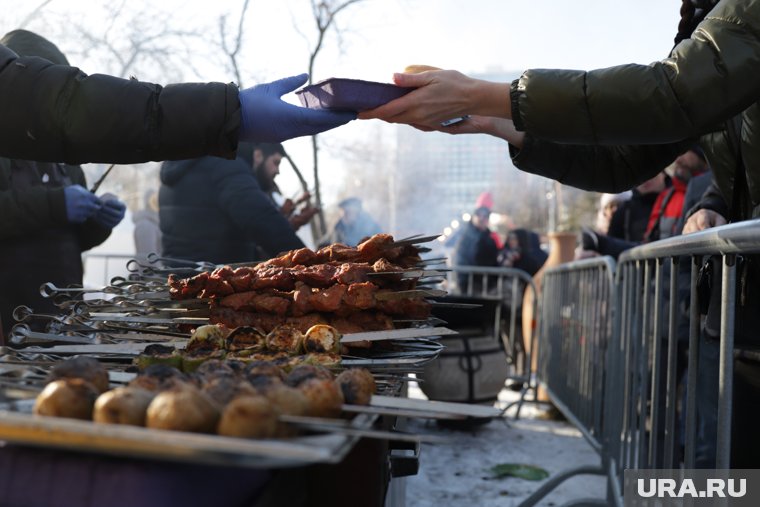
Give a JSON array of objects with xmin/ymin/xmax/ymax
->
[
  {"xmin": 0, "ymin": 160, "xmax": 69, "ymax": 239},
  {"xmin": 509, "ymin": 136, "xmax": 691, "ymax": 192},
  {"xmin": 510, "ymin": 0, "xmax": 760, "ymax": 145},
  {"xmin": 0, "ymin": 45, "xmax": 240, "ymax": 164},
  {"xmin": 214, "ymin": 163, "xmax": 305, "ymax": 257}
]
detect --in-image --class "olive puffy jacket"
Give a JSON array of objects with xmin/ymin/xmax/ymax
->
[
  {"xmin": 0, "ymin": 45, "xmax": 240, "ymax": 165},
  {"xmin": 510, "ymin": 0, "xmax": 760, "ymax": 222}
]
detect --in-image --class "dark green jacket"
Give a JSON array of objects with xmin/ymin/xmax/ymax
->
[
  {"xmin": 510, "ymin": 0, "xmax": 760, "ymax": 221},
  {"xmin": 0, "ymin": 44, "xmax": 239, "ymax": 165}
]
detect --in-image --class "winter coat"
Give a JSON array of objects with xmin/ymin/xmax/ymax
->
[
  {"xmin": 643, "ymin": 176, "xmax": 689, "ymax": 242},
  {"xmin": 159, "ymin": 151, "xmax": 304, "ymax": 265},
  {"xmin": 607, "ymin": 189, "xmax": 658, "ymax": 243},
  {"xmin": 0, "ymin": 34, "xmax": 239, "ymax": 165},
  {"xmin": 0, "ymin": 157, "xmax": 112, "ymax": 335},
  {"xmin": 509, "ymin": 0, "xmax": 760, "ymax": 223}
]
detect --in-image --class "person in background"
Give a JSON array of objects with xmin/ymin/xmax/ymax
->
[
  {"xmin": 159, "ymin": 143, "xmax": 304, "ymax": 265},
  {"xmin": 453, "ymin": 205, "xmax": 499, "ymax": 293},
  {"xmin": 575, "ymin": 191, "xmax": 632, "ymax": 260},
  {"xmin": 595, "ymin": 191, "xmax": 631, "ymax": 235},
  {"xmin": 132, "ymin": 189, "xmax": 162, "ymax": 258},
  {"xmin": 253, "ymin": 143, "xmax": 319, "ymax": 232},
  {"xmin": 579, "ymin": 148, "xmax": 708, "ymax": 259},
  {"xmin": 608, "ymin": 172, "xmax": 667, "ymax": 243},
  {"xmin": 499, "ymin": 228, "xmax": 546, "ymax": 277},
  {"xmin": 321, "ymin": 197, "xmax": 382, "ymax": 247},
  {"xmin": 0, "ymin": 30, "xmax": 126, "ymax": 339},
  {"xmin": 0, "ymin": 30, "xmax": 354, "ymax": 166}
]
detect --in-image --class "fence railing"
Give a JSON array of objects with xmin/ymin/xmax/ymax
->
[{"xmin": 521, "ymin": 218, "xmax": 760, "ymax": 506}]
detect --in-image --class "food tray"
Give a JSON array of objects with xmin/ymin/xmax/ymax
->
[
  {"xmin": 0, "ymin": 399, "xmax": 377, "ymax": 469},
  {"xmin": 296, "ymin": 78, "xmax": 413, "ymax": 112}
]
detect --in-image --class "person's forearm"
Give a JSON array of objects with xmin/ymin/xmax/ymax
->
[{"xmin": 471, "ymin": 80, "xmax": 511, "ymax": 119}]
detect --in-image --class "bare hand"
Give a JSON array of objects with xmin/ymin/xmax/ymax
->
[
  {"xmin": 289, "ymin": 205, "xmax": 319, "ymax": 230},
  {"xmin": 358, "ymin": 70, "xmax": 510, "ymax": 128},
  {"xmin": 682, "ymin": 209, "xmax": 727, "ymax": 234},
  {"xmin": 280, "ymin": 199, "xmax": 296, "ymax": 218}
]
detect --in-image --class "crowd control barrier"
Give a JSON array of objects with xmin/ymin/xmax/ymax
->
[{"xmin": 521, "ymin": 218, "xmax": 760, "ymax": 506}]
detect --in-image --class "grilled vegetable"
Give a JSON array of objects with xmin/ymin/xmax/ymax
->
[{"xmin": 302, "ymin": 324, "xmax": 341, "ymax": 354}]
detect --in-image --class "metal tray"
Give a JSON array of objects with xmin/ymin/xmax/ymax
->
[
  {"xmin": 296, "ymin": 78, "xmax": 412, "ymax": 112},
  {"xmin": 0, "ymin": 399, "xmax": 377, "ymax": 469}
]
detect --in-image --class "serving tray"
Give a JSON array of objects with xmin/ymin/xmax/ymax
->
[{"xmin": 0, "ymin": 400, "xmax": 376, "ymax": 469}]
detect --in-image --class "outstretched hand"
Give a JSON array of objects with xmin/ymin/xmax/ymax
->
[
  {"xmin": 239, "ymin": 74, "xmax": 357, "ymax": 143},
  {"xmin": 358, "ymin": 69, "xmax": 511, "ymax": 130}
]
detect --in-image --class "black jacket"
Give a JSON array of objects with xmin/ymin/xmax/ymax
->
[
  {"xmin": 159, "ymin": 150, "xmax": 304, "ymax": 265},
  {"xmin": 607, "ymin": 189, "xmax": 658, "ymax": 243},
  {"xmin": 0, "ymin": 42, "xmax": 239, "ymax": 165}
]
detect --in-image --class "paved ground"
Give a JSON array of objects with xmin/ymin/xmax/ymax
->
[{"xmin": 402, "ymin": 385, "xmax": 607, "ymax": 507}]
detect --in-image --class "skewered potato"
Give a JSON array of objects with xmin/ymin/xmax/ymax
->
[
  {"xmin": 93, "ymin": 386, "xmax": 155, "ymax": 426},
  {"xmin": 302, "ymin": 324, "xmax": 341, "ymax": 354},
  {"xmin": 335, "ymin": 368, "xmax": 376, "ymax": 406},
  {"xmin": 128, "ymin": 364, "xmax": 189, "ymax": 392},
  {"xmin": 299, "ymin": 378, "xmax": 344, "ymax": 418},
  {"xmin": 146, "ymin": 384, "xmax": 220, "ymax": 433},
  {"xmin": 217, "ymin": 395, "xmax": 280, "ymax": 439},
  {"xmin": 261, "ymin": 384, "xmax": 310, "ymax": 437},
  {"xmin": 46, "ymin": 356, "xmax": 109, "ymax": 393},
  {"xmin": 34, "ymin": 378, "xmax": 99, "ymax": 420},
  {"xmin": 202, "ymin": 377, "xmax": 258, "ymax": 406},
  {"xmin": 284, "ymin": 364, "xmax": 334, "ymax": 388}
]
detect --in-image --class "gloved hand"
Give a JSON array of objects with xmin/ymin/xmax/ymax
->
[
  {"xmin": 93, "ymin": 198, "xmax": 127, "ymax": 229},
  {"xmin": 238, "ymin": 73, "xmax": 356, "ymax": 143},
  {"xmin": 64, "ymin": 185, "xmax": 102, "ymax": 223}
]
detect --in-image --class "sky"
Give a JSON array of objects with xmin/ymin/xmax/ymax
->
[{"xmin": 2, "ymin": 0, "xmax": 682, "ymax": 257}]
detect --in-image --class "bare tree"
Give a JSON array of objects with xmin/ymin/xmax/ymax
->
[
  {"xmin": 218, "ymin": 0, "xmax": 252, "ymax": 87},
  {"xmin": 300, "ymin": 0, "xmax": 367, "ymax": 238}
]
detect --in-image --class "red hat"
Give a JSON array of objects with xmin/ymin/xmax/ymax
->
[{"xmin": 475, "ymin": 191, "xmax": 493, "ymax": 210}]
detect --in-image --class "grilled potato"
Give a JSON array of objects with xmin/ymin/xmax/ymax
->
[
  {"xmin": 146, "ymin": 384, "xmax": 220, "ymax": 433},
  {"xmin": 217, "ymin": 395, "xmax": 280, "ymax": 439},
  {"xmin": 34, "ymin": 378, "xmax": 99, "ymax": 420},
  {"xmin": 93, "ymin": 386, "xmax": 155, "ymax": 426}
]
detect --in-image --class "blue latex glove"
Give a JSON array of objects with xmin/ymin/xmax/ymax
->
[
  {"xmin": 238, "ymin": 73, "xmax": 356, "ymax": 143},
  {"xmin": 93, "ymin": 198, "xmax": 127, "ymax": 229},
  {"xmin": 64, "ymin": 185, "xmax": 102, "ymax": 223}
]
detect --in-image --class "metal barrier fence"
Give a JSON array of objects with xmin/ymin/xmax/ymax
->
[
  {"xmin": 520, "ymin": 256, "xmax": 617, "ymax": 507},
  {"xmin": 521, "ymin": 218, "xmax": 760, "ymax": 506},
  {"xmin": 443, "ymin": 265, "xmax": 539, "ymax": 417}
]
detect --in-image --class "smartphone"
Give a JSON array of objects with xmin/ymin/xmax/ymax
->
[{"xmin": 440, "ymin": 115, "xmax": 470, "ymax": 127}]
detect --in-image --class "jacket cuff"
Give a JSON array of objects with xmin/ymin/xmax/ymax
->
[{"xmin": 510, "ymin": 77, "xmax": 526, "ymax": 132}]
